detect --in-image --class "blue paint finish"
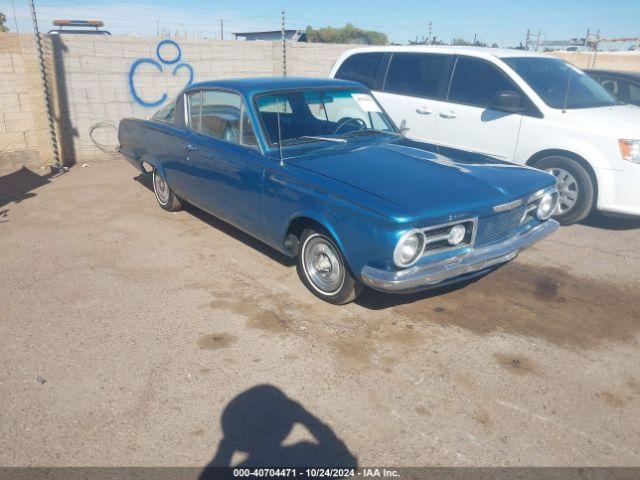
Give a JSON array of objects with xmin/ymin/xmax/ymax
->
[
  {"xmin": 119, "ymin": 78, "xmax": 557, "ymax": 292},
  {"xmin": 128, "ymin": 40, "xmax": 194, "ymax": 107}
]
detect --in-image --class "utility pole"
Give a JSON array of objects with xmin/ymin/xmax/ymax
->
[
  {"xmin": 28, "ymin": 0, "xmax": 61, "ymax": 169},
  {"xmin": 535, "ymin": 31, "xmax": 541, "ymax": 51},
  {"xmin": 525, "ymin": 29, "xmax": 530, "ymax": 50},
  {"xmin": 220, "ymin": 19, "xmax": 224, "ymax": 40},
  {"xmin": 10, "ymin": 0, "xmax": 19, "ymax": 33},
  {"xmin": 473, "ymin": 33, "xmax": 477, "ymax": 45},
  {"xmin": 281, "ymin": 10, "xmax": 286, "ymax": 77},
  {"xmin": 584, "ymin": 28, "xmax": 590, "ymax": 47},
  {"xmin": 428, "ymin": 22, "xmax": 432, "ymax": 44}
]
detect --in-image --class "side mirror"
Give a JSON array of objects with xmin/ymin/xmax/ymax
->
[
  {"xmin": 492, "ymin": 90, "xmax": 523, "ymax": 113},
  {"xmin": 398, "ymin": 119, "xmax": 410, "ymax": 135}
]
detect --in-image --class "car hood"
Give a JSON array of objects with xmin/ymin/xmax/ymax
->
[
  {"xmin": 286, "ymin": 138, "xmax": 554, "ymax": 220},
  {"xmin": 558, "ymin": 104, "xmax": 640, "ymax": 137}
]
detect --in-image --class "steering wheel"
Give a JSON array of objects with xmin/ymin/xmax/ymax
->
[{"xmin": 332, "ymin": 117, "xmax": 367, "ymax": 135}]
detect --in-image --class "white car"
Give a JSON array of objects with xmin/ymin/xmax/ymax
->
[{"xmin": 330, "ymin": 46, "xmax": 640, "ymax": 225}]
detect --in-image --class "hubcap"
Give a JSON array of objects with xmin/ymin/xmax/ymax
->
[
  {"xmin": 154, "ymin": 171, "xmax": 170, "ymax": 204},
  {"xmin": 547, "ymin": 167, "xmax": 578, "ymax": 214},
  {"xmin": 303, "ymin": 236, "xmax": 344, "ymax": 294}
]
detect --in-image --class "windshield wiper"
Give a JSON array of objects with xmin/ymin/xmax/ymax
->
[
  {"xmin": 340, "ymin": 129, "xmax": 401, "ymax": 138},
  {"xmin": 276, "ymin": 136, "xmax": 346, "ymax": 146}
]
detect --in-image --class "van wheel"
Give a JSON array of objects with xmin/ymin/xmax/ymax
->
[
  {"xmin": 534, "ymin": 156, "xmax": 594, "ymax": 225},
  {"xmin": 152, "ymin": 168, "xmax": 182, "ymax": 212},
  {"xmin": 297, "ymin": 228, "xmax": 363, "ymax": 305}
]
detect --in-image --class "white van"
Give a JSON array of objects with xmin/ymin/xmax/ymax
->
[{"xmin": 330, "ymin": 46, "xmax": 640, "ymax": 225}]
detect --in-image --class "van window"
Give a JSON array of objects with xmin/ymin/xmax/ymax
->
[
  {"xmin": 449, "ymin": 56, "xmax": 516, "ymax": 108},
  {"xmin": 384, "ymin": 53, "xmax": 450, "ymax": 99},
  {"xmin": 334, "ymin": 52, "xmax": 385, "ymax": 89}
]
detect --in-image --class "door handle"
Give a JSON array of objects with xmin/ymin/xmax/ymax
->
[
  {"xmin": 439, "ymin": 110, "xmax": 458, "ymax": 119},
  {"xmin": 416, "ymin": 106, "xmax": 432, "ymax": 115},
  {"xmin": 184, "ymin": 144, "xmax": 198, "ymax": 151}
]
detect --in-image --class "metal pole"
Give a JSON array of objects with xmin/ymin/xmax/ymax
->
[
  {"xmin": 220, "ymin": 19, "xmax": 224, "ymax": 40},
  {"xmin": 28, "ymin": 0, "xmax": 61, "ymax": 169},
  {"xmin": 10, "ymin": 0, "xmax": 19, "ymax": 33},
  {"xmin": 281, "ymin": 10, "xmax": 286, "ymax": 77}
]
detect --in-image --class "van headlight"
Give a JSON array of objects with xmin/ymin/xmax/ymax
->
[
  {"xmin": 619, "ymin": 140, "xmax": 640, "ymax": 163},
  {"xmin": 536, "ymin": 191, "xmax": 559, "ymax": 220},
  {"xmin": 394, "ymin": 231, "xmax": 425, "ymax": 267}
]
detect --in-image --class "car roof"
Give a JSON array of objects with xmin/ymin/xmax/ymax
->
[
  {"xmin": 186, "ymin": 77, "xmax": 365, "ymax": 96},
  {"xmin": 584, "ymin": 69, "xmax": 640, "ymax": 81},
  {"xmin": 338, "ymin": 45, "xmax": 554, "ymax": 60}
]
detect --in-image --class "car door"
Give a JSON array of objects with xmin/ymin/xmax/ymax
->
[
  {"xmin": 374, "ymin": 53, "xmax": 452, "ymax": 142},
  {"xmin": 183, "ymin": 89, "xmax": 264, "ymax": 236},
  {"xmin": 435, "ymin": 56, "xmax": 526, "ymax": 161}
]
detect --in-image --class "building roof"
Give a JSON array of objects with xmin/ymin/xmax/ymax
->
[{"xmin": 186, "ymin": 77, "xmax": 365, "ymax": 96}]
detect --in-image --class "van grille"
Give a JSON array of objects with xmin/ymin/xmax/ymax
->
[{"xmin": 475, "ymin": 206, "xmax": 526, "ymax": 247}]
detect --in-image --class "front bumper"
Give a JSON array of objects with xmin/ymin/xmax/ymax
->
[{"xmin": 360, "ymin": 219, "xmax": 559, "ymax": 293}]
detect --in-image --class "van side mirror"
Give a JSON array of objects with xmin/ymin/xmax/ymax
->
[
  {"xmin": 492, "ymin": 90, "xmax": 523, "ymax": 113},
  {"xmin": 398, "ymin": 119, "xmax": 410, "ymax": 135}
]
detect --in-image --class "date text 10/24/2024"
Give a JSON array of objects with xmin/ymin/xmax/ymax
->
[{"xmin": 231, "ymin": 468, "xmax": 400, "ymax": 478}]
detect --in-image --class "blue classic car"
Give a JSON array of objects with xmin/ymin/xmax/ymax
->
[{"xmin": 119, "ymin": 77, "xmax": 559, "ymax": 304}]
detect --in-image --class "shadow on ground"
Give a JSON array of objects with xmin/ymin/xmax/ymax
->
[
  {"xmin": 581, "ymin": 211, "xmax": 640, "ymax": 231},
  {"xmin": 0, "ymin": 167, "xmax": 63, "ymax": 223},
  {"xmin": 134, "ymin": 173, "xmax": 294, "ymax": 266},
  {"xmin": 199, "ymin": 385, "xmax": 356, "ymax": 477}
]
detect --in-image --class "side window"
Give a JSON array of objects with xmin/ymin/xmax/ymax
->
[
  {"xmin": 384, "ymin": 53, "xmax": 451, "ymax": 99},
  {"xmin": 241, "ymin": 109, "xmax": 258, "ymax": 147},
  {"xmin": 449, "ymin": 56, "xmax": 517, "ymax": 108},
  {"xmin": 334, "ymin": 52, "xmax": 385, "ymax": 89},
  {"xmin": 189, "ymin": 90, "xmax": 257, "ymax": 148},
  {"xmin": 188, "ymin": 91, "xmax": 202, "ymax": 132},
  {"xmin": 629, "ymin": 82, "xmax": 640, "ymax": 104},
  {"xmin": 153, "ymin": 100, "xmax": 176, "ymax": 123}
]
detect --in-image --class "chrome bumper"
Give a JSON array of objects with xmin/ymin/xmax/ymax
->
[{"xmin": 361, "ymin": 220, "xmax": 559, "ymax": 292}]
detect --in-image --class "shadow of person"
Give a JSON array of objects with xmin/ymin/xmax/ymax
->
[{"xmin": 200, "ymin": 385, "xmax": 356, "ymax": 478}]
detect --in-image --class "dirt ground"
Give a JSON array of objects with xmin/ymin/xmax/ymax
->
[{"xmin": 1, "ymin": 159, "xmax": 639, "ymax": 468}]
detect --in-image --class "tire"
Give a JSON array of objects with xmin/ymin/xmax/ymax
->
[
  {"xmin": 296, "ymin": 228, "xmax": 363, "ymax": 305},
  {"xmin": 152, "ymin": 168, "xmax": 182, "ymax": 212},
  {"xmin": 534, "ymin": 155, "xmax": 595, "ymax": 225}
]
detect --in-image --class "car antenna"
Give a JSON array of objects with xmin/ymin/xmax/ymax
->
[{"xmin": 277, "ymin": 96, "xmax": 285, "ymax": 166}]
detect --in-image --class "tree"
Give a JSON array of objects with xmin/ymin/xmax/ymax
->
[
  {"xmin": 0, "ymin": 12, "xmax": 10, "ymax": 32},
  {"xmin": 306, "ymin": 24, "xmax": 387, "ymax": 45}
]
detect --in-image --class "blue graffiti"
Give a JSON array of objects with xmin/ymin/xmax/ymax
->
[{"xmin": 128, "ymin": 39, "xmax": 194, "ymax": 107}]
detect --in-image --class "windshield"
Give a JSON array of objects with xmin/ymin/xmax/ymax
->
[
  {"xmin": 255, "ymin": 88, "xmax": 397, "ymax": 146},
  {"xmin": 503, "ymin": 57, "xmax": 621, "ymax": 109}
]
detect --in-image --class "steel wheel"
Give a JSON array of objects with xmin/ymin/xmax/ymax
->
[
  {"xmin": 152, "ymin": 168, "xmax": 182, "ymax": 212},
  {"xmin": 153, "ymin": 170, "xmax": 170, "ymax": 205},
  {"xmin": 547, "ymin": 167, "xmax": 579, "ymax": 214},
  {"xmin": 302, "ymin": 234, "xmax": 345, "ymax": 295}
]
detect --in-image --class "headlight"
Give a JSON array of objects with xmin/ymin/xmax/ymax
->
[
  {"xmin": 394, "ymin": 231, "xmax": 425, "ymax": 267},
  {"xmin": 536, "ymin": 191, "xmax": 558, "ymax": 220},
  {"xmin": 447, "ymin": 224, "xmax": 467, "ymax": 245},
  {"xmin": 619, "ymin": 139, "xmax": 640, "ymax": 163}
]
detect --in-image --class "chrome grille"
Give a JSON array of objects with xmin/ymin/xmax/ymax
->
[{"xmin": 476, "ymin": 206, "xmax": 526, "ymax": 247}]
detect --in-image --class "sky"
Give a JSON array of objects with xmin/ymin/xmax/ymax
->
[{"xmin": 1, "ymin": 0, "xmax": 639, "ymax": 48}]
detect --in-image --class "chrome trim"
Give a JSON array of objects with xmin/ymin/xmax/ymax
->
[
  {"xmin": 493, "ymin": 199, "xmax": 523, "ymax": 212},
  {"xmin": 419, "ymin": 217, "xmax": 478, "ymax": 259},
  {"xmin": 362, "ymin": 220, "xmax": 559, "ymax": 292}
]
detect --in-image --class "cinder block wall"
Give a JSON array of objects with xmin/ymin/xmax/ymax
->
[
  {"xmin": 0, "ymin": 34, "xmax": 53, "ymax": 169},
  {"xmin": 0, "ymin": 31, "xmax": 639, "ymax": 168}
]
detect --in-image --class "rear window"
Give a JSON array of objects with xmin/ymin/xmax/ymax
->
[
  {"xmin": 334, "ymin": 52, "xmax": 385, "ymax": 89},
  {"xmin": 384, "ymin": 53, "xmax": 451, "ymax": 99}
]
